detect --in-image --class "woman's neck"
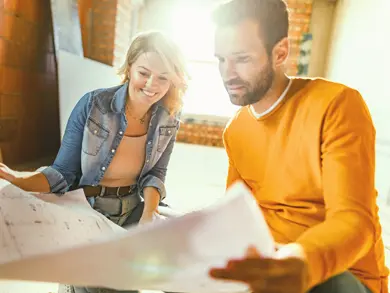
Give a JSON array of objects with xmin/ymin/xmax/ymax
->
[{"xmin": 126, "ymin": 96, "xmax": 152, "ymax": 119}]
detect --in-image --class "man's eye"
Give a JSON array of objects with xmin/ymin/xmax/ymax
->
[{"xmin": 236, "ymin": 56, "xmax": 250, "ymax": 63}]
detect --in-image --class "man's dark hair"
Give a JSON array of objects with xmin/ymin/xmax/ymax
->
[{"xmin": 212, "ymin": 0, "xmax": 289, "ymax": 55}]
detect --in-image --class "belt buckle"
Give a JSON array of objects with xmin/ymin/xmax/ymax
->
[
  {"xmin": 116, "ymin": 186, "xmax": 129, "ymax": 197},
  {"xmin": 99, "ymin": 186, "xmax": 106, "ymax": 197}
]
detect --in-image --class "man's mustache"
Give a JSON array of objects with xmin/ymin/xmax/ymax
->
[{"xmin": 224, "ymin": 78, "xmax": 248, "ymax": 87}]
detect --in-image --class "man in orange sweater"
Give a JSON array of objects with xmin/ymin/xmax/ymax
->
[{"xmin": 208, "ymin": 0, "xmax": 389, "ymax": 293}]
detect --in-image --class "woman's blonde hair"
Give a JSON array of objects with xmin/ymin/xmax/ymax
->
[{"xmin": 117, "ymin": 31, "xmax": 189, "ymax": 115}]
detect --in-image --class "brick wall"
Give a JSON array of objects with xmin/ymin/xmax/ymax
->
[
  {"xmin": 113, "ymin": 0, "xmax": 133, "ymax": 68},
  {"xmin": 177, "ymin": 119, "xmax": 225, "ymax": 148},
  {"xmin": 78, "ymin": 0, "xmax": 134, "ymax": 66},
  {"xmin": 0, "ymin": 0, "xmax": 61, "ymax": 165},
  {"xmin": 286, "ymin": 0, "xmax": 313, "ymax": 76}
]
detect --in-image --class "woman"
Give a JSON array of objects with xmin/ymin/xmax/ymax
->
[{"xmin": 0, "ymin": 31, "xmax": 188, "ymax": 293}]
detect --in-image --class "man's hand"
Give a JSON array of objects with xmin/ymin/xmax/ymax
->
[
  {"xmin": 0, "ymin": 163, "xmax": 17, "ymax": 183},
  {"xmin": 209, "ymin": 245, "xmax": 309, "ymax": 293}
]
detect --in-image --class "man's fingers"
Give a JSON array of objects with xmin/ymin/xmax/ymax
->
[
  {"xmin": 210, "ymin": 268, "xmax": 304, "ymax": 293},
  {"xmin": 210, "ymin": 263, "xmax": 297, "ymax": 281},
  {"xmin": 210, "ymin": 257, "xmax": 305, "ymax": 283},
  {"xmin": 210, "ymin": 268, "xmax": 300, "ymax": 292},
  {"xmin": 228, "ymin": 257, "xmax": 303, "ymax": 273},
  {"xmin": 251, "ymin": 275, "xmax": 301, "ymax": 293},
  {"xmin": 209, "ymin": 268, "xmax": 255, "ymax": 283}
]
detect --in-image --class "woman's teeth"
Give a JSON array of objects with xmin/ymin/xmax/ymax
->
[{"xmin": 142, "ymin": 89, "xmax": 156, "ymax": 97}]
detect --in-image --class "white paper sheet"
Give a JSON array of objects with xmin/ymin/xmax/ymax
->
[{"xmin": 0, "ymin": 180, "xmax": 274, "ymax": 293}]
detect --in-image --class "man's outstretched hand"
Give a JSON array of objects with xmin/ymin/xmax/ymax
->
[{"xmin": 209, "ymin": 245, "xmax": 310, "ymax": 293}]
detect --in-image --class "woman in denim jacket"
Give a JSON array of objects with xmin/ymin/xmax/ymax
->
[
  {"xmin": 0, "ymin": 31, "xmax": 188, "ymax": 230},
  {"xmin": 0, "ymin": 31, "xmax": 188, "ymax": 293}
]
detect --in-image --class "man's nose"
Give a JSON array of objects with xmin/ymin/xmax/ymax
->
[{"xmin": 222, "ymin": 60, "xmax": 238, "ymax": 81}]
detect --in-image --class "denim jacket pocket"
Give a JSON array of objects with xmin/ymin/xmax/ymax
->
[
  {"xmin": 157, "ymin": 126, "xmax": 176, "ymax": 152},
  {"xmin": 82, "ymin": 118, "xmax": 109, "ymax": 156}
]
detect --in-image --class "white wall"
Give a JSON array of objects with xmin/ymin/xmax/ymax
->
[
  {"xmin": 57, "ymin": 50, "xmax": 121, "ymax": 137},
  {"xmin": 325, "ymin": 0, "xmax": 390, "ymax": 201},
  {"xmin": 308, "ymin": 0, "xmax": 336, "ymax": 77}
]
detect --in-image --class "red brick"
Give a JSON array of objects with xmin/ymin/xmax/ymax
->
[
  {"xmin": 0, "ymin": 0, "xmax": 60, "ymax": 164},
  {"xmin": 0, "ymin": 39, "xmax": 7, "ymax": 65},
  {"xmin": 22, "ymin": 0, "xmax": 44, "ymax": 23},
  {"xmin": 0, "ymin": 67, "xmax": 24, "ymax": 94},
  {"xmin": 3, "ymin": 0, "xmax": 20, "ymax": 12},
  {"xmin": 0, "ymin": 13, "xmax": 13, "ymax": 39},
  {"xmin": 0, "ymin": 93, "xmax": 24, "ymax": 117}
]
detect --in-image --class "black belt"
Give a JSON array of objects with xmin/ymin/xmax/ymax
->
[{"xmin": 83, "ymin": 185, "xmax": 136, "ymax": 197}]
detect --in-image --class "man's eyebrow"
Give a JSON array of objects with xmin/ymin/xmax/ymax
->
[
  {"xmin": 232, "ymin": 51, "xmax": 248, "ymax": 55},
  {"xmin": 214, "ymin": 51, "xmax": 249, "ymax": 58}
]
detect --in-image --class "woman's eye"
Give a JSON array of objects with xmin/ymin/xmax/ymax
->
[{"xmin": 139, "ymin": 71, "xmax": 148, "ymax": 77}]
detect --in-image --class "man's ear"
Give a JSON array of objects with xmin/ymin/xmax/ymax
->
[{"xmin": 272, "ymin": 37, "xmax": 289, "ymax": 68}]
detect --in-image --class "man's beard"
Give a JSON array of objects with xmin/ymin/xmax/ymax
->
[{"xmin": 225, "ymin": 62, "xmax": 274, "ymax": 106}]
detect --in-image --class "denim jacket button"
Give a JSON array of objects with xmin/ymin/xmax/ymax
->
[
  {"xmin": 148, "ymin": 141, "xmax": 151, "ymax": 145},
  {"xmin": 119, "ymin": 131, "xmax": 123, "ymax": 135},
  {"xmin": 111, "ymin": 149, "xmax": 115, "ymax": 153},
  {"xmin": 93, "ymin": 130, "xmax": 97, "ymax": 134},
  {"xmin": 101, "ymin": 166, "xmax": 106, "ymax": 171},
  {"xmin": 168, "ymin": 130, "xmax": 172, "ymax": 134}
]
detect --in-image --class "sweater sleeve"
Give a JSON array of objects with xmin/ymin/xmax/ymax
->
[
  {"xmin": 223, "ymin": 129, "xmax": 242, "ymax": 189},
  {"xmin": 296, "ymin": 88, "xmax": 377, "ymax": 288}
]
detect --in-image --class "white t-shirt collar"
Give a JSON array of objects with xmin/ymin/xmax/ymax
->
[{"xmin": 250, "ymin": 78, "xmax": 292, "ymax": 119}]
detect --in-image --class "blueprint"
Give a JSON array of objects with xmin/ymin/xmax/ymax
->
[{"xmin": 0, "ymin": 180, "xmax": 275, "ymax": 293}]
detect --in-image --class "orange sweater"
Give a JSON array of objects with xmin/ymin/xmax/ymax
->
[{"xmin": 224, "ymin": 78, "xmax": 389, "ymax": 293}]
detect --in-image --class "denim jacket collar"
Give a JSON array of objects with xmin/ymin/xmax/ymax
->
[{"xmin": 110, "ymin": 82, "xmax": 167, "ymax": 115}]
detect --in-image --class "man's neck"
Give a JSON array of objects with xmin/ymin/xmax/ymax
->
[{"xmin": 251, "ymin": 74, "xmax": 290, "ymax": 114}]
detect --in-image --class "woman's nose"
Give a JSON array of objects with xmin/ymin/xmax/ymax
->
[{"xmin": 145, "ymin": 75, "xmax": 158, "ymax": 88}]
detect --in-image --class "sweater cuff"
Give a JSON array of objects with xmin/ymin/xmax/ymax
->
[{"xmin": 296, "ymin": 241, "xmax": 326, "ymax": 290}]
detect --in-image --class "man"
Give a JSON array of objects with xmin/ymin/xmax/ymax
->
[{"xmin": 208, "ymin": 0, "xmax": 389, "ymax": 292}]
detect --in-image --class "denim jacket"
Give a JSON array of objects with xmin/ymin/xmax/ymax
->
[{"xmin": 41, "ymin": 82, "xmax": 180, "ymax": 200}]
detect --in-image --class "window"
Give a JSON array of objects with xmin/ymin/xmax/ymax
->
[{"xmin": 169, "ymin": 2, "xmax": 239, "ymax": 117}]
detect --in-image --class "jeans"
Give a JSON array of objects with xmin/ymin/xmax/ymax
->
[{"xmin": 310, "ymin": 271, "xmax": 372, "ymax": 293}]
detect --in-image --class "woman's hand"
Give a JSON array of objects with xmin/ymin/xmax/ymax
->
[
  {"xmin": 140, "ymin": 187, "xmax": 161, "ymax": 224},
  {"xmin": 0, "ymin": 164, "xmax": 50, "ymax": 192},
  {"xmin": 139, "ymin": 210, "xmax": 155, "ymax": 224},
  {"xmin": 139, "ymin": 209, "xmax": 165, "ymax": 224},
  {"xmin": 0, "ymin": 163, "xmax": 17, "ymax": 183}
]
